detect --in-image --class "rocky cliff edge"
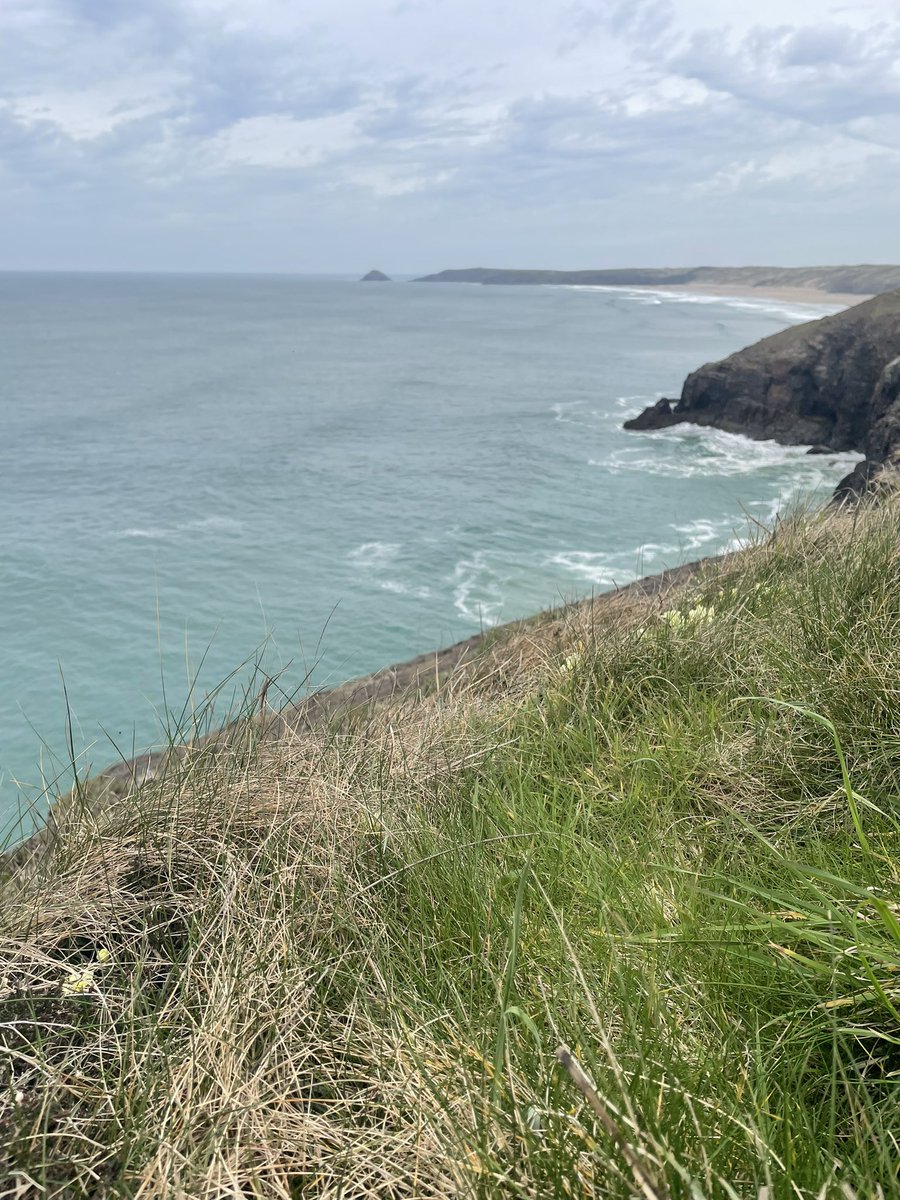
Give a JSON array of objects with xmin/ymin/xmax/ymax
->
[{"xmin": 624, "ymin": 289, "xmax": 900, "ymax": 499}]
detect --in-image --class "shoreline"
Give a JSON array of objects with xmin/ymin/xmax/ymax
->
[
  {"xmin": 6, "ymin": 555, "xmax": 715, "ymax": 862},
  {"xmin": 617, "ymin": 282, "xmax": 872, "ymax": 308},
  {"xmin": 5, "ymin": 280, "xmax": 879, "ymax": 858}
]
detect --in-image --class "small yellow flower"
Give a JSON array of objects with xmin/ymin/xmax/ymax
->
[
  {"xmin": 96, "ymin": 948, "xmax": 111, "ymax": 964},
  {"xmin": 61, "ymin": 968, "xmax": 95, "ymax": 997},
  {"xmin": 662, "ymin": 603, "xmax": 715, "ymax": 630},
  {"xmin": 686, "ymin": 603, "xmax": 715, "ymax": 625},
  {"xmin": 561, "ymin": 640, "xmax": 585, "ymax": 671}
]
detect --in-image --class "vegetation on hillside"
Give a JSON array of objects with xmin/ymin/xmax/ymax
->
[{"xmin": 2, "ymin": 500, "xmax": 899, "ymax": 1198}]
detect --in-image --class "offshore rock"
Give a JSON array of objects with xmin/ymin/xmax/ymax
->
[
  {"xmin": 361, "ymin": 269, "xmax": 391, "ymax": 282},
  {"xmin": 622, "ymin": 398, "xmax": 680, "ymax": 431},
  {"xmin": 624, "ymin": 290, "xmax": 900, "ymax": 497}
]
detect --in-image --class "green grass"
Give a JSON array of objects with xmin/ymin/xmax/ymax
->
[{"xmin": 2, "ymin": 501, "xmax": 900, "ymax": 1197}]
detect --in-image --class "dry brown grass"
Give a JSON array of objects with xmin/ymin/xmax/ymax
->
[
  {"xmin": 1, "ymin": 734, "xmax": 469, "ymax": 1196},
  {"xmin": 1, "ymin": 574, "xmax": 670, "ymax": 1197},
  {"xmin": 5, "ymin": 504, "xmax": 900, "ymax": 1197}
]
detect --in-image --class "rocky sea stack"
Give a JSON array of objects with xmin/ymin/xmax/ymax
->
[
  {"xmin": 360, "ymin": 269, "xmax": 391, "ymax": 282},
  {"xmin": 624, "ymin": 289, "xmax": 900, "ymax": 500}
]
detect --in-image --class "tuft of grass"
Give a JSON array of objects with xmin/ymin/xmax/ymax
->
[{"xmin": 2, "ymin": 498, "xmax": 900, "ymax": 1197}]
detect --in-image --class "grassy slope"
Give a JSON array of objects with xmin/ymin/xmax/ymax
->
[{"xmin": 2, "ymin": 502, "xmax": 899, "ymax": 1199}]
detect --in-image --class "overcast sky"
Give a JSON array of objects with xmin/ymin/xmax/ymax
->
[{"xmin": 2, "ymin": 0, "xmax": 899, "ymax": 272}]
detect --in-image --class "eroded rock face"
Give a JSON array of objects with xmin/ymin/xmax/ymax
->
[
  {"xmin": 624, "ymin": 290, "xmax": 900, "ymax": 498},
  {"xmin": 864, "ymin": 356, "xmax": 900, "ymax": 464},
  {"xmin": 833, "ymin": 355, "xmax": 900, "ymax": 500}
]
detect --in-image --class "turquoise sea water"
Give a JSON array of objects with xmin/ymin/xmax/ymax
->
[{"xmin": 0, "ymin": 272, "xmax": 859, "ymax": 835}]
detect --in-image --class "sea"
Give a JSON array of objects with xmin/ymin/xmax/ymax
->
[{"xmin": 0, "ymin": 272, "xmax": 860, "ymax": 837}]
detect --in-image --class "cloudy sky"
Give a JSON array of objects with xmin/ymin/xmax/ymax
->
[{"xmin": 2, "ymin": 0, "xmax": 899, "ymax": 272}]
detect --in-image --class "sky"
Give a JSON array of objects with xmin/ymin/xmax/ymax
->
[{"xmin": 2, "ymin": 0, "xmax": 899, "ymax": 273}]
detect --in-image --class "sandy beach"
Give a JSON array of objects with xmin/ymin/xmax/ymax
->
[{"xmin": 633, "ymin": 282, "xmax": 873, "ymax": 308}]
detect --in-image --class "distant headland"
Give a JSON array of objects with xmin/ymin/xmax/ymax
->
[
  {"xmin": 413, "ymin": 264, "xmax": 900, "ymax": 301},
  {"xmin": 360, "ymin": 269, "xmax": 392, "ymax": 282}
]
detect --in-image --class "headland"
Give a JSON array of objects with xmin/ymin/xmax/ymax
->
[
  {"xmin": 624, "ymin": 287, "xmax": 900, "ymax": 500},
  {"xmin": 413, "ymin": 263, "xmax": 900, "ymax": 304}
]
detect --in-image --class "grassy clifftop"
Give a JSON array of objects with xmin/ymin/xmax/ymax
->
[{"xmin": 3, "ymin": 502, "xmax": 900, "ymax": 1197}]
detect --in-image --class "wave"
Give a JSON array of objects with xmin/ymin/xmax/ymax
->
[
  {"xmin": 186, "ymin": 516, "xmax": 244, "ymax": 533},
  {"xmin": 548, "ymin": 534, "xmax": 727, "ymax": 587},
  {"xmin": 347, "ymin": 542, "xmax": 431, "ymax": 601},
  {"xmin": 633, "ymin": 288, "xmax": 841, "ymax": 323},
  {"xmin": 347, "ymin": 541, "xmax": 401, "ymax": 569},
  {"xmin": 119, "ymin": 527, "xmax": 169, "ymax": 540},
  {"xmin": 116, "ymin": 516, "xmax": 244, "ymax": 540},
  {"xmin": 552, "ymin": 397, "xmax": 652, "ymax": 429},
  {"xmin": 592, "ymin": 425, "xmax": 859, "ymax": 480},
  {"xmin": 378, "ymin": 579, "xmax": 431, "ymax": 599},
  {"xmin": 560, "ymin": 284, "xmax": 842, "ymax": 323},
  {"xmin": 547, "ymin": 550, "xmax": 640, "ymax": 587},
  {"xmin": 551, "ymin": 401, "xmax": 582, "ymax": 423},
  {"xmin": 668, "ymin": 513, "xmax": 767, "ymax": 552},
  {"xmin": 451, "ymin": 551, "xmax": 505, "ymax": 625},
  {"xmin": 550, "ymin": 400, "xmax": 612, "ymax": 429},
  {"xmin": 615, "ymin": 393, "xmax": 662, "ymax": 410}
]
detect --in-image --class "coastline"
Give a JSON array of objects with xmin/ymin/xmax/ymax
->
[
  {"xmin": 7, "ymin": 554, "xmax": 715, "ymax": 862},
  {"xmin": 5, "ymin": 275, "xmax": 868, "ymax": 847},
  {"xmin": 622, "ymin": 282, "xmax": 873, "ymax": 308}
]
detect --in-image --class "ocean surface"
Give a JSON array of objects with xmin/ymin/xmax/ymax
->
[{"xmin": 0, "ymin": 272, "xmax": 859, "ymax": 836}]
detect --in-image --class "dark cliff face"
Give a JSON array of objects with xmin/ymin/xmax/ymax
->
[
  {"xmin": 865, "ymin": 356, "xmax": 900, "ymax": 462},
  {"xmin": 624, "ymin": 290, "xmax": 900, "ymax": 495}
]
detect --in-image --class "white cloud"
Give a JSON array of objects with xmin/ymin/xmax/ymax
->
[
  {"xmin": 1, "ymin": 0, "xmax": 900, "ymax": 269},
  {"xmin": 348, "ymin": 166, "xmax": 456, "ymax": 196},
  {"xmin": 8, "ymin": 79, "xmax": 180, "ymax": 141},
  {"xmin": 208, "ymin": 112, "xmax": 364, "ymax": 169}
]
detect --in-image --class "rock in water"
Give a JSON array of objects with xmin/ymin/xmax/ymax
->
[
  {"xmin": 361, "ymin": 269, "xmax": 391, "ymax": 282},
  {"xmin": 624, "ymin": 289, "xmax": 900, "ymax": 499},
  {"xmin": 622, "ymin": 397, "xmax": 680, "ymax": 431}
]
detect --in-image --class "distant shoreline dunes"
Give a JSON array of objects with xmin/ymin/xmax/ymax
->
[{"xmin": 413, "ymin": 265, "xmax": 900, "ymax": 295}]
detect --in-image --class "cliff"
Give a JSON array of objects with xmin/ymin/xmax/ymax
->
[
  {"xmin": 4, "ymin": 498, "xmax": 900, "ymax": 1194},
  {"xmin": 414, "ymin": 264, "xmax": 900, "ymax": 295},
  {"xmin": 624, "ymin": 289, "xmax": 900, "ymax": 498}
]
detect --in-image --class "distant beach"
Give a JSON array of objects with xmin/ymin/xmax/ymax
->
[{"xmin": 624, "ymin": 282, "xmax": 872, "ymax": 308}]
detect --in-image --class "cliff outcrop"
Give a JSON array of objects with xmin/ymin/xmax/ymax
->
[{"xmin": 624, "ymin": 290, "xmax": 900, "ymax": 498}]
